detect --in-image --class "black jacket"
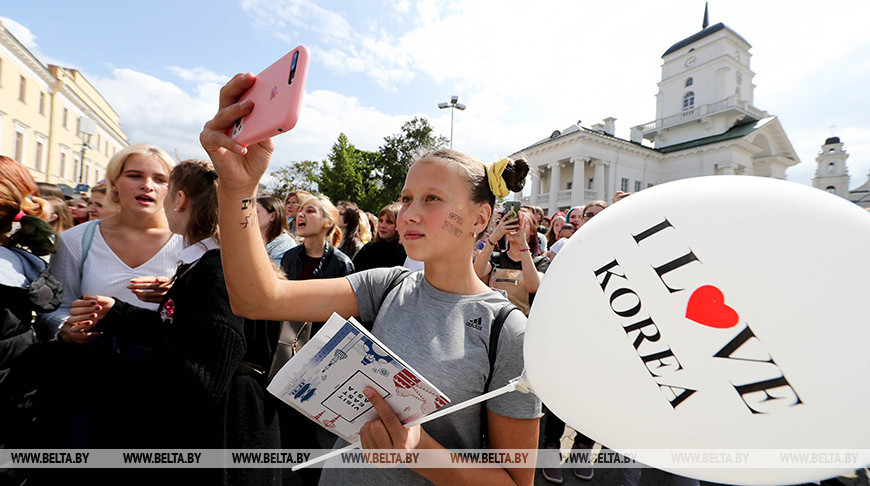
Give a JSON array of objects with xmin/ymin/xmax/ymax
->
[
  {"xmin": 0, "ymin": 248, "xmax": 62, "ymax": 388},
  {"xmin": 352, "ymin": 239, "xmax": 406, "ymax": 272},
  {"xmin": 280, "ymin": 242, "xmax": 354, "ymax": 280}
]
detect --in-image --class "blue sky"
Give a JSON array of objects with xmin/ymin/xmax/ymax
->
[{"xmin": 4, "ymin": 1, "xmax": 870, "ymax": 189}]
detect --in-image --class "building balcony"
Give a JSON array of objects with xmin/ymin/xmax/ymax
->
[{"xmin": 641, "ymin": 95, "xmax": 768, "ymax": 140}]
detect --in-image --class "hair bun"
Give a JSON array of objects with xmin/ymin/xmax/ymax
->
[{"xmin": 502, "ymin": 158, "xmax": 529, "ymax": 193}]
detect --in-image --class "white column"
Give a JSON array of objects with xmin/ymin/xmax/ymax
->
[
  {"xmin": 548, "ymin": 162, "xmax": 560, "ymax": 214},
  {"xmin": 571, "ymin": 157, "xmax": 589, "ymax": 206},
  {"xmin": 530, "ymin": 167, "xmax": 541, "ymax": 206},
  {"xmin": 593, "ymin": 161, "xmax": 605, "ymax": 201}
]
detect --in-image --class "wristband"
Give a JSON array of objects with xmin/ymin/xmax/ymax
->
[
  {"xmin": 487, "ymin": 240, "xmax": 497, "ymax": 246},
  {"xmin": 519, "ymin": 247, "xmax": 530, "ymax": 252}
]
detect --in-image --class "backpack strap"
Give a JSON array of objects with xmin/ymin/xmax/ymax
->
[
  {"xmin": 358, "ymin": 268, "xmax": 414, "ymax": 331},
  {"xmin": 480, "ymin": 303, "xmax": 520, "ymax": 447},
  {"xmin": 79, "ymin": 220, "xmax": 100, "ymax": 280},
  {"xmin": 378, "ymin": 268, "xmax": 413, "ymax": 308}
]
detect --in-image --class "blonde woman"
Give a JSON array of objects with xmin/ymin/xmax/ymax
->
[{"xmin": 41, "ymin": 143, "xmax": 183, "ymax": 340}]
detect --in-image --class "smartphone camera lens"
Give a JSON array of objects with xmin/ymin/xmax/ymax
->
[{"xmin": 288, "ymin": 51, "xmax": 299, "ymax": 85}]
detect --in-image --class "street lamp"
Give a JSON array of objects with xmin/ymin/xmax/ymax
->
[{"xmin": 438, "ymin": 95, "xmax": 466, "ymax": 148}]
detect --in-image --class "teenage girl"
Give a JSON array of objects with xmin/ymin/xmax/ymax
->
[
  {"xmin": 201, "ymin": 73, "xmax": 542, "ymax": 486},
  {"xmin": 65, "ymin": 160, "xmax": 280, "ymax": 485}
]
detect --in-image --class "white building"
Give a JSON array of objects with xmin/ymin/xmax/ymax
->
[
  {"xmin": 811, "ymin": 136, "xmax": 870, "ymax": 209},
  {"xmin": 511, "ymin": 19, "xmax": 800, "ymax": 214}
]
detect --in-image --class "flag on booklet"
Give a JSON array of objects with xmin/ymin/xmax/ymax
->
[{"xmin": 267, "ymin": 313, "xmax": 451, "ymax": 443}]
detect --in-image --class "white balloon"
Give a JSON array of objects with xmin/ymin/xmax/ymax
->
[{"xmin": 525, "ymin": 176, "xmax": 870, "ymax": 485}]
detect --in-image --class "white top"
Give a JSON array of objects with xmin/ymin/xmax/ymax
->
[
  {"xmin": 179, "ymin": 237, "xmax": 220, "ymax": 264},
  {"xmin": 40, "ymin": 221, "xmax": 184, "ymax": 330}
]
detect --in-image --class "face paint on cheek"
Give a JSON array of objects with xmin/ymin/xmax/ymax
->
[
  {"xmin": 448, "ymin": 212, "xmax": 464, "ymax": 225},
  {"xmin": 441, "ymin": 220, "xmax": 463, "ymax": 237}
]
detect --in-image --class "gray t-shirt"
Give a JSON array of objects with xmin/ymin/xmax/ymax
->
[{"xmin": 319, "ymin": 267, "xmax": 541, "ymax": 485}]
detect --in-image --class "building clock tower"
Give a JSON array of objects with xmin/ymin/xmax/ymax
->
[
  {"xmin": 812, "ymin": 137, "xmax": 850, "ymax": 198},
  {"xmin": 643, "ymin": 11, "xmax": 768, "ymax": 148}
]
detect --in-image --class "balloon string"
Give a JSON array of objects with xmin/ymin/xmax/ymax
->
[{"xmin": 292, "ymin": 375, "xmax": 525, "ymax": 471}]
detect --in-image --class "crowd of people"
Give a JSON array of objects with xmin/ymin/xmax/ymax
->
[{"xmin": 1, "ymin": 73, "xmax": 632, "ymax": 486}]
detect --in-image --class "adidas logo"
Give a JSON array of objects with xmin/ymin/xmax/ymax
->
[{"xmin": 465, "ymin": 317, "xmax": 482, "ymax": 330}]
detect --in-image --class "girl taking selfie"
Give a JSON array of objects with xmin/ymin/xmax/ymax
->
[{"xmin": 200, "ymin": 73, "xmax": 541, "ymax": 486}]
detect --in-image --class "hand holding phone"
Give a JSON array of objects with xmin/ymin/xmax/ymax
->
[
  {"xmin": 503, "ymin": 201, "xmax": 521, "ymax": 221},
  {"xmin": 228, "ymin": 46, "xmax": 310, "ymax": 146}
]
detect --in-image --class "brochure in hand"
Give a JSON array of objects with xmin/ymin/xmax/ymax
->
[{"xmin": 267, "ymin": 312, "xmax": 451, "ymax": 443}]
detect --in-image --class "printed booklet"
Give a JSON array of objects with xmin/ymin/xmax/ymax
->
[{"xmin": 267, "ymin": 313, "xmax": 451, "ymax": 443}]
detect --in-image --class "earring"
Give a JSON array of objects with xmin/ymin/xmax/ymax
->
[
  {"xmin": 473, "ymin": 229, "xmax": 479, "ymax": 238},
  {"xmin": 173, "ymin": 208, "xmax": 178, "ymax": 212}
]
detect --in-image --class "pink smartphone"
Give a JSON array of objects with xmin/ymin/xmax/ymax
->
[{"xmin": 228, "ymin": 46, "xmax": 310, "ymax": 146}]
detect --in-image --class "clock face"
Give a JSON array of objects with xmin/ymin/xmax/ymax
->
[{"xmin": 684, "ymin": 55, "xmax": 696, "ymax": 67}]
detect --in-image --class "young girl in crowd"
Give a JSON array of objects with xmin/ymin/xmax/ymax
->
[
  {"xmin": 87, "ymin": 182, "xmax": 119, "ymax": 221},
  {"xmin": 545, "ymin": 213, "xmax": 566, "ymax": 249},
  {"xmin": 0, "ymin": 157, "xmax": 62, "ymax": 454},
  {"xmin": 201, "ymin": 74, "xmax": 541, "ymax": 486},
  {"xmin": 64, "ymin": 160, "xmax": 280, "ymax": 485},
  {"xmin": 41, "ymin": 143, "xmax": 183, "ymax": 340},
  {"xmin": 473, "ymin": 209, "xmax": 549, "ymax": 316},
  {"xmin": 336, "ymin": 201, "xmax": 367, "ymax": 259},
  {"xmin": 279, "ymin": 196, "xmax": 354, "ymax": 306},
  {"xmin": 256, "ymin": 195, "xmax": 296, "ymax": 264},
  {"xmin": 44, "ymin": 196, "xmax": 74, "ymax": 234},
  {"xmin": 284, "ymin": 190, "xmax": 311, "ymax": 237},
  {"xmin": 68, "ymin": 196, "xmax": 90, "ymax": 225},
  {"xmin": 352, "ymin": 203, "xmax": 407, "ymax": 271}
]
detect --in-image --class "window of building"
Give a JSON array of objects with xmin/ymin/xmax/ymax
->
[
  {"xmin": 85, "ymin": 162, "xmax": 92, "ymax": 185},
  {"xmin": 59, "ymin": 150, "xmax": 68, "ymax": 178},
  {"xmin": 35, "ymin": 140, "xmax": 45, "ymax": 172},
  {"xmin": 828, "ymin": 162, "xmax": 835, "ymax": 174},
  {"xmin": 826, "ymin": 186, "xmax": 836, "ymax": 194},
  {"xmin": 685, "ymin": 77, "xmax": 693, "ymax": 87},
  {"xmin": 588, "ymin": 178, "xmax": 594, "ymax": 190},
  {"xmin": 63, "ymin": 108, "xmax": 69, "ymax": 128},
  {"xmin": 14, "ymin": 130, "xmax": 25, "ymax": 165},
  {"xmin": 683, "ymin": 92, "xmax": 695, "ymax": 111},
  {"xmin": 0, "ymin": 58, "xmax": 3, "ymax": 86},
  {"xmin": 566, "ymin": 181, "xmax": 573, "ymax": 190},
  {"xmin": 76, "ymin": 117, "xmax": 81, "ymax": 137},
  {"xmin": 647, "ymin": 183, "xmax": 654, "ymax": 188},
  {"xmin": 621, "ymin": 178, "xmax": 629, "ymax": 192},
  {"xmin": 39, "ymin": 92, "xmax": 46, "ymax": 115},
  {"xmin": 634, "ymin": 180, "xmax": 642, "ymax": 192},
  {"xmin": 18, "ymin": 76, "xmax": 26, "ymax": 102},
  {"xmin": 73, "ymin": 156, "xmax": 81, "ymax": 183}
]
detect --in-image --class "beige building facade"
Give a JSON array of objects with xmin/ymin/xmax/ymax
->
[{"xmin": 0, "ymin": 20, "xmax": 127, "ymax": 189}]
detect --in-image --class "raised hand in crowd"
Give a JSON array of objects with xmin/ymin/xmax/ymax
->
[{"xmin": 200, "ymin": 72, "xmax": 274, "ymax": 192}]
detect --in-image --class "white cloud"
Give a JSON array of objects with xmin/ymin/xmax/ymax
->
[
  {"xmin": 91, "ymin": 68, "xmax": 215, "ymax": 161},
  {"xmin": 90, "ymin": 66, "xmax": 417, "ymax": 182},
  {"xmin": 0, "ymin": 16, "xmax": 37, "ymax": 49},
  {"xmin": 240, "ymin": 0, "xmax": 870, "ymax": 190},
  {"xmin": 167, "ymin": 66, "xmax": 231, "ymax": 85}
]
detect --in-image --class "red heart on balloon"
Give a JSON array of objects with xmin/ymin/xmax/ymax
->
[{"xmin": 686, "ymin": 285, "xmax": 740, "ymax": 329}]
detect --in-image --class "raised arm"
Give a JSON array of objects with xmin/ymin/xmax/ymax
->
[
  {"xmin": 200, "ymin": 73, "xmax": 358, "ymax": 321},
  {"xmin": 473, "ymin": 213, "xmax": 518, "ymax": 284}
]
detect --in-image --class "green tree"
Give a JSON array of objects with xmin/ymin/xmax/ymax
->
[
  {"xmin": 368, "ymin": 117, "xmax": 448, "ymax": 211},
  {"xmin": 316, "ymin": 133, "xmax": 379, "ymax": 206},
  {"xmin": 267, "ymin": 160, "xmax": 320, "ymax": 200}
]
